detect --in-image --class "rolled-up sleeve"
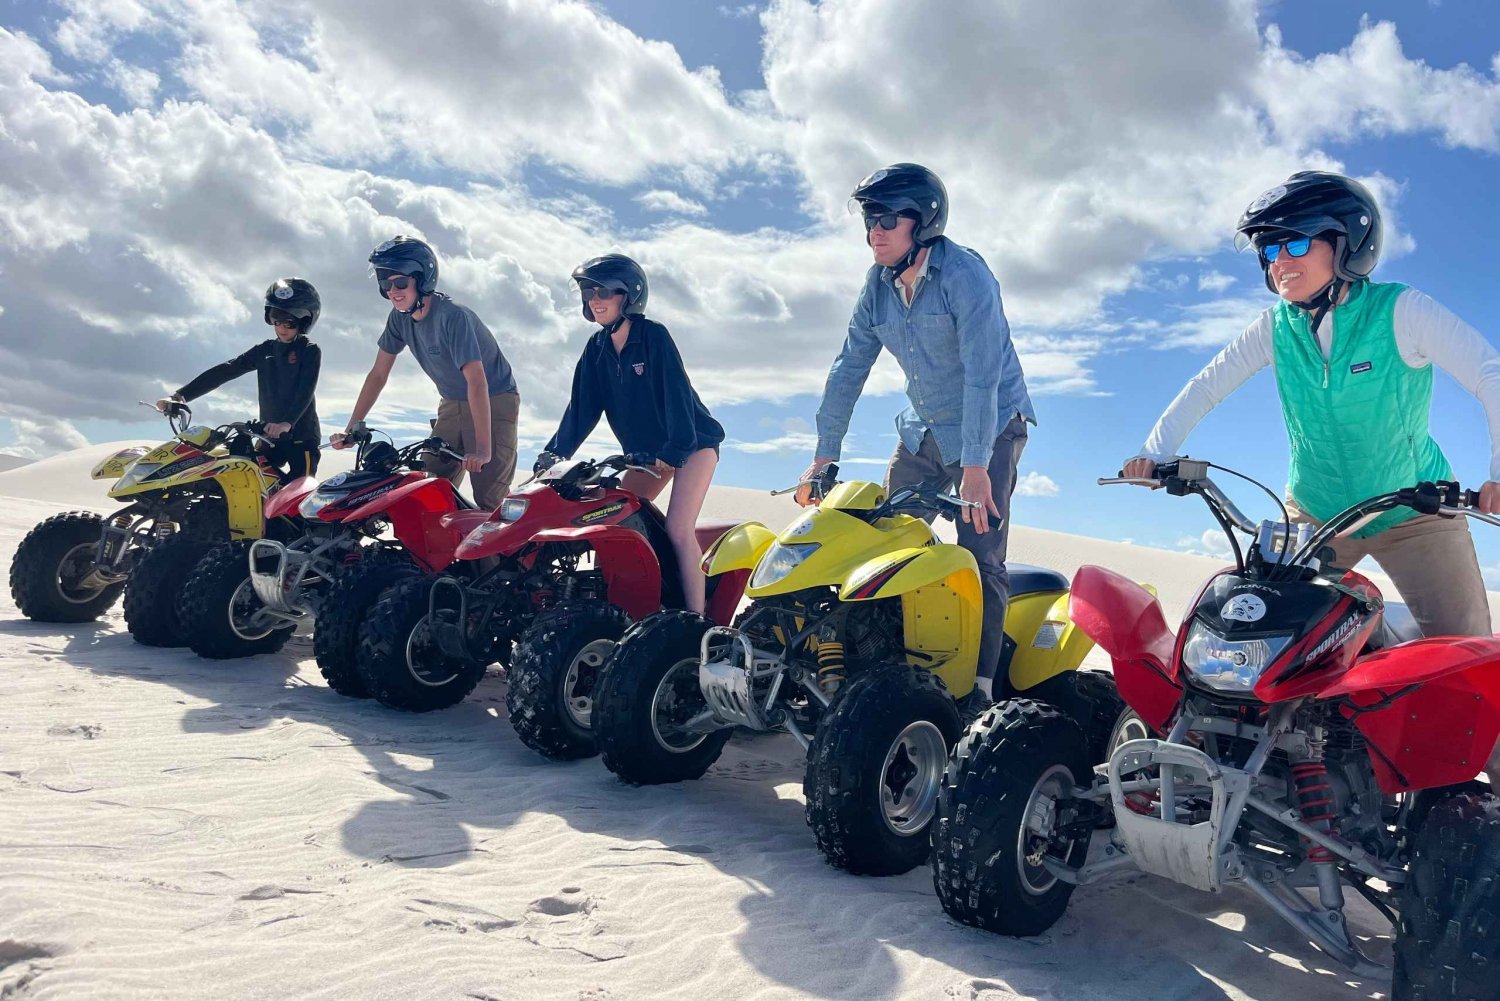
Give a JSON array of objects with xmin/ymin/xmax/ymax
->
[{"xmin": 814, "ymin": 276, "xmax": 883, "ymax": 461}]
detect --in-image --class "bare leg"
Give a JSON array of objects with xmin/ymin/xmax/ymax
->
[{"xmin": 662, "ymin": 448, "xmax": 717, "ymax": 614}]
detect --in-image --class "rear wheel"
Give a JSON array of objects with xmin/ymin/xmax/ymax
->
[
  {"xmin": 123, "ymin": 533, "xmax": 213, "ymax": 647},
  {"xmin": 595, "ymin": 610, "xmax": 731, "ymax": 785},
  {"xmin": 804, "ymin": 663, "xmax": 962, "ymax": 876},
  {"xmin": 506, "ymin": 602, "xmax": 633, "ymax": 761},
  {"xmin": 931, "ymin": 699, "xmax": 1092, "ymax": 936},
  {"xmin": 1022, "ymin": 668, "xmax": 1129, "ymax": 764},
  {"xmin": 313, "ymin": 558, "xmax": 418, "ymax": 698},
  {"xmin": 357, "ymin": 574, "xmax": 489, "ymax": 712},
  {"xmin": 178, "ymin": 541, "xmax": 293, "ymax": 659},
  {"xmin": 9, "ymin": 512, "xmax": 123, "ymax": 622},
  {"xmin": 1395, "ymin": 792, "xmax": 1500, "ymax": 1000}
]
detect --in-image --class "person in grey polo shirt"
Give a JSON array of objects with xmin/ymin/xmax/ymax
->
[
  {"xmin": 333, "ymin": 236, "xmax": 520, "ymax": 509},
  {"xmin": 797, "ymin": 164, "xmax": 1035, "ymax": 704}
]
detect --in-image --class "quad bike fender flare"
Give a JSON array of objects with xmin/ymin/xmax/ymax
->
[
  {"xmin": 530, "ymin": 525, "xmax": 662, "ymax": 620},
  {"xmin": 343, "ymin": 477, "xmax": 467, "ymax": 573},
  {"xmin": 264, "ymin": 476, "xmax": 318, "ymax": 521},
  {"xmin": 200, "ymin": 460, "xmax": 274, "ymax": 539},
  {"xmin": 1322, "ymin": 636, "xmax": 1500, "ymax": 794},
  {"xmin": 1068, "ymin": 565, "xmax": 1180, "ymax": 733},
  {"xmin": 838, "ymin": 544, "xmax": 976, "ymax": 602},
  {"xmin": 1006, "ymin": 589, "xmax": 1098, "ymax": 691},
  {"xmin": 91, "ymin": 445, "xmax": 150, "ymax": 480},
  {"xmin": 703, "ymin": 569, "xmax": 751, "ymax": 626},
  {"xmin": 701, "ymin": 521, "xmax": 775, "ymax": 575}
]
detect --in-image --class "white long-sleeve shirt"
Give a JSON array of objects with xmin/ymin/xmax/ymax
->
[{"xmin": 1138, "ymin": 288, "xmax": 1500, "ymax": 481}]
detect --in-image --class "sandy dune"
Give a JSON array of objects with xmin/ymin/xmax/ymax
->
[{"xmin": 7, "ymin": 445, "xmax": 1489, "ymax": 999}]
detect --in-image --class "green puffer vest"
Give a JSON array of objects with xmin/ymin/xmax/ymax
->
[{"xmin": 1272, "ymin": 280, "xmax": 1451, "ymax": 539}]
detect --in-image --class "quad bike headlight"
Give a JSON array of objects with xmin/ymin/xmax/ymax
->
[
  {"xmin": 1180, "ymin": 622, "xmax": 1293, "ymax": 694},
  {"xmin": 299, "ymin": 491, "xmax": 334, "ymax": 519},
  {"xmin": 751, "ymin": 542, "xmax": 820, "ymax": 588},
  {"xmin": 499, "ymin": 497, "xmax": 529, "ymax": 522}
]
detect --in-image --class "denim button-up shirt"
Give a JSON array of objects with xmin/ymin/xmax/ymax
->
[{"xmin": 814, "ymin": 237, "xmax": 1035, "ymax": 468}]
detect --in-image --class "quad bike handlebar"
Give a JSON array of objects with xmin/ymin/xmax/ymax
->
[
  {"xmin": 340, "ymin": 423, "xmax": 466, "ymax": 472},
  {"xmin": 771, "ymin": 462, "xmax": 978, "ymax": 520}
]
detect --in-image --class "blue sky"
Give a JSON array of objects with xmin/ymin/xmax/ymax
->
[{"xmin": 2, "ymin": 0, "xmax": 1500, "ymax": 576}]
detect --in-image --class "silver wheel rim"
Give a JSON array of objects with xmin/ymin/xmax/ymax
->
[
  {"xmin": 227, "ymin": 578, "xmax": 275, "ymax": 641},
  {"xmin": 1112, "ymin": 711, "xmax": 1149, "ymax": 752},
  {"xmin": 650, "ymin": 657, "xmax": 709, "ymax": 753},
  {"xmin": 406, "ymin": 614, "xmax": 460, "ymax": 688},
  {"xmin": 879, "ymin": 719, "xmax": 948, "ymax": 837},
  {"xmin": 563, "ymin": 638, "xmax": 615, "ymax": 729},
  {"xmin": 1017, "ymin": 763, "xmax": 1074, "ymax": 895},
  {"xmin": 55, "ymin": 543, "xmax": 104, "ymax": 604}
]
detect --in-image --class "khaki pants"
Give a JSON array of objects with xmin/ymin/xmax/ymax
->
[
  {"xmin": 1289, "ymin": 499, "xmax": 1492, "ymax": 638},
  {"xmin": 428, "ymin": 391, "xmax": 520, "ymax": 510}
]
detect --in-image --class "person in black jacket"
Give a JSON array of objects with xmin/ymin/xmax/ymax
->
[
  {"xmin": 156, "ymin": 278, "xmax": 323, "ymax": 481},
  {"xmin": 536, "ymin": 254, "xmax": 724, "ymax": 613}
]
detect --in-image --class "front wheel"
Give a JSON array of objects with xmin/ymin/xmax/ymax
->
[
  {"xmin": 1395, "ymin": 792, "xmax": 1500, "ymax": 999},
  {"xmin": 594, "ymin": 610, "xmax": 731, "ymax": 786},
  {"xmin": 178, "ymin": 541, "xmax": 293, "ymax": 659},
  {"xmin": 313, "ymin": 558, "xmax": 418, "ymax": 698},
  {"xmin": 506, "ymin": 602, "xmax": 633, "ymax": 761},
  {"xmin": 931, "ymin": 699, "xmax": 1092, "ymax": 936},
  {"xmin": 123, "ymin": 533, "xmax": 212, "ymax": 647},
  {"xmin": 357, "ymin": 574, "xmax": 488, "ymax": 712},
  {"xmin": 804, "ymin": 663, "xmax": 962, "ymax": 876},
  {"xmin": 9, "ymin": 511, "xmax": 123, "ymax": 622}
]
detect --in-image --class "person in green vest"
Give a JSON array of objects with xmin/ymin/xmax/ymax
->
[{"xmin": 1125, "ymin": 170, "xmax": 1500, "ymax": 635}]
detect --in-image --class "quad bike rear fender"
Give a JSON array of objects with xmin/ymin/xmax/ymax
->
[
  {"xmin": 530, "ymin": 525, "xmax": 662, "ymax": 620},
  {"xmin": 1006, "ymin": 589, "xmax": 1098, "ymax": 692},
  {"xmin": 1322, "ymin": 636, "xmax": 1500, "ymax": 794},
  {"xmin": 1068, "ymin": 564, "xmax": 1181, "ymax": 732},
  {"xmin": 343, "ymin": 477, "xmax": 469, "ymax": 573}
]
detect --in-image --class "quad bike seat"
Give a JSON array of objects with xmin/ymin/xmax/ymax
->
[
  {"xmin": 694, "ymin": 520, "xmax": 739, "ymax": 552},
  {"xmin": 1009, "ymin": 563, "xmax": 1069, "ymax": 597},
  {"xmin": 1364, "ymin": 601, "xmax": 1423, "ymax": 652}
]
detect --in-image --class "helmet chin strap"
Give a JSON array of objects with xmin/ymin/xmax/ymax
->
[
  {"xmin": 1293, "ymin": 277, "xmax": 1345, "ymax": 333},
  {"xmin": 600, "ymin": 314, "xmax": 627, "ymax": 336}
]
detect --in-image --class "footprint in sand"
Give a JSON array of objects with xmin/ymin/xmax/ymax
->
[
  {"xmin": 522, "ymin": 889, "xmax": 625, "ymax": 962},
  {"xmin": 0, "ymin": 940, "xmax": 61, "ymax": 996},
  {"xmin": 45, "ymin": 723, "xmax": 102, "ymax": 739},
  {"xmin": 528, "ymin": 887, "xmax": 593, "ymax": 916},
  {"xmin": 408, "ymin": 898, "xmax": 517, "ymax": 934}
]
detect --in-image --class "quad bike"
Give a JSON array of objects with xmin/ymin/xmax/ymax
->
[
  {"xmin": 175, "ymin": 426, "xmax": 476, "ymax": 680},
  {"xmin": 8, "ymin": 403, "xmax": 283, "ymax": 645},
  {"xmin": 356, "ymin": 455, "xmax": 745, "ymax": 746},
  {"xmin": 932, "ymin": 458, "xmax": 1500, "ymax": 999},
  {"xmin": 593, "ymin": 465, "xmax": 1119, "ymax": 877}
]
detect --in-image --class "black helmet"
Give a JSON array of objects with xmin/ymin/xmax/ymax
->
[
  {"xmin": 1235, "ymin": 171, "xmax": 1382, "ymax": 293},
  {"xmin": 368, "ymin": 236, "xmax": 439, "ymax": 297},
  {"xmin": 849, "ymin": 163, "xmax": 948, "ymax": 246},
  {"xmin": 571, "ymin": 254, "xmax": 648, "ymax": 322},
  {"xmin": 264, "ymin": 277, "xmax": 320, "ymax": 332}
]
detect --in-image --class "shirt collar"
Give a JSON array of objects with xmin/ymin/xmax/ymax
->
[{"xmin": 884, "ymin": 237, "xmax": 945, "ymax": 282}]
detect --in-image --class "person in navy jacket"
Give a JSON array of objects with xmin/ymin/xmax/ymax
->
[{"xmin": 537, "ymin": 254, "xmax": 724, "ymax": 613}]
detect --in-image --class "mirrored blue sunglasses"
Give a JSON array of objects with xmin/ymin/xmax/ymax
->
[{"xmin": 1259, "ymin": 237, "xmax": 1313, "ymax": 263}]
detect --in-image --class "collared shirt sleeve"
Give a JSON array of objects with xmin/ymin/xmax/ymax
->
[
  {"xmin": 1137, "ymin": 312, "xmax": 1274, "ymax": 461},
  {"xmin": 648, "ymin": 326, "xmax": 701, "ymax": 467},
  {"xmin": 545, "ymin": 346, "xmax": 603, "ymax": 460},
  {"xmin": 277, "ymin": 342, "xmax": 321, "ymax": 427},
  {"xmin": 951, "ymin": 256, "xmax": 1007, "ymax": 467},
  {"xmin": 176, "ymin": 343, "xmax": 261, "ymax": 401},
  {"xmin": 814, "ymin": 274, "xmax": 883, "ymax": 461},
  {"xmin": 1396, "ymin": 288, "xmax": 1500, "ymax": 481}
]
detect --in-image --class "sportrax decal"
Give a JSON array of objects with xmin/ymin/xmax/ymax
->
[{"xmin": 575, "ymin": 501, "xmax": 626, "ymax": 525}]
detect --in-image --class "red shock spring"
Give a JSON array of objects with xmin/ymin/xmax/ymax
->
[{"xmin": 1291, "ymin": 761, "xmax": 1336, "ymax": 864}]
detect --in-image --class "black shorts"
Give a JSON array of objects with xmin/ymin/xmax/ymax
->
[{"xmin": 257, "ymin": 438, "xmax": 321, "ymax": 482}]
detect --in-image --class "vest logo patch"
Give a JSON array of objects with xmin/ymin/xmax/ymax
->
[
  {"xmin": 1350, "ymin": 361, "xmax": 1372, "ymax": 374},
  {"xmin": 632, "ymin": 362, "xmax": 645, "ymax": 376}
]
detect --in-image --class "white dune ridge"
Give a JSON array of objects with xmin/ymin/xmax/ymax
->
[{"xmin": 6, "ymin": 444, "xmax": 1499, "ymax": 999}]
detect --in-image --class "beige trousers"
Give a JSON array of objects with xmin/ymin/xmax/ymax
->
[
  {"xmin": 1289, "ymin": 499, "xmax": 1492, "ymax": 638},
  {"xmin": 427, "ymin": 391, "xmax": 520, "ymax": 510}
]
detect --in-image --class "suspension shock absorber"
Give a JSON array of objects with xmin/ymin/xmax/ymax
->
[
  {"xmin": 816, "ymin": 639, "xmax": 846, "ymax": 696},
  {"xmin": 1291, "ymin": 729, "xmax": 1336, "ymax": 864}
]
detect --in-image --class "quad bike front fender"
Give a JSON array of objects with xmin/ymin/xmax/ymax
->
[
  {"xmin": 1006, "ymin": 590, "xmax": 1098, "ymax": 691},
  {"xmin": 702, "ymin": 521, "xmax": 775, "ymax": 575},
  {"xmin": 1068, "ymin": 565, "xmax": 1180, "ymax": 733},
  {"xmin": 838, "ymin": 544, "xmax": 977, "ymax": 602},
  {"xmin": 530, "ymin": 525, "xmax": 662, "ymax": 620},
  {"xmin": 346, "ymin": 477, "xmax": 471, "ymax": 573},
  {"xmin": 91, "ymin": 446, "xmax": 149, "ymax": 481},
  {"xmin": 1323, "ymin": 636, "xmax": 1500, "ymax": 794}
]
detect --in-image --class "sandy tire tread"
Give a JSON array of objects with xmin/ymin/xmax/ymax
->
[
  {"xmin": 313, "ymin": 556, "xmax": 419, "ymax": 698},
  {"xmin": 123, "ymin": 533, "xmax": 213, "ymax": 647},
  {"xmin": 178, "ymin": 540, "xmax": 293, "ymax": 659},
  {"xmin": 9, "ymin": 511, "xmax": 122, "ymax": 622},
  {"xmin": 357, "ymin": 573, "xmax": 487, "ymax": 712},
  {"xmin": 506, "ymin": 601, "xmax": 632, "ymax": 761}
]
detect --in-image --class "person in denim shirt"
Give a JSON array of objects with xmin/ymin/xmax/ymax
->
[{"xmin": 797, "ymin": 163, "xmax": 1035, "ymax": 701}]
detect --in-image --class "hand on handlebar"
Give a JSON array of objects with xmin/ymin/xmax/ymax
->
[
  {"xmin": 793, "ymin": 458, "xmax": 835, "ymax": 507},
  {"xmin": 1121, "ymin": 456, "xmax": 1161, "ymax": 486},
  {"xmin": 264, "ymin": 422, "xmax": 291, "ymax": 440},
  {"xmin": 533, "ymin": 450, "xmax": 562, "ymax": 476},
  {"xmin": 1481, "ymin": 480, "xmax": 1500, "ymax": 515},
  {"xmin": 958, "ymin": 466, "xmax": 1002, "ymax": 534}
]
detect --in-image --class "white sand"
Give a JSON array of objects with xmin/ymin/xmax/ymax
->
[{"xmin": 7, "ymin": 445, "xmax": 1479, "ymax": 999}]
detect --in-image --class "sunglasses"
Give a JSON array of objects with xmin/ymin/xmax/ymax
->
[
  {"xmin": 581, "ymin": 286, "xmax": 624, "ymax": 302},
  {"xmin": 271, "ymin": 318, "xmax": 299, "ymax": 330},
  {"xmin": 863, "ymin": 211, "xmax": 905, "ymax": 233},
  {"xmin": 377, "ymin": 275, "xmax": 416, "ymax": 292},
  {"xmin": 1259, "ymin": 237, "xmax": 1313, "ymax": 263}
]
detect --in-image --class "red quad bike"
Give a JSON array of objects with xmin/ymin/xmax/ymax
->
[
  {"xmin": 176, "ymin": 425, "xmax": 485, "ymax": 696},
  {"xmin": 932, "ymin": 459, "xmax": 1500, "ymax": 999},
  {"xmin": 356, "ymin": 454, "xmax": 746, "ymax": 756}
]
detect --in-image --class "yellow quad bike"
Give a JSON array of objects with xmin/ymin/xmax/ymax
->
[
  {"xmin": 8, "ymin": 403, "xmax": 285, "ymax": 645},
  {"xmin": 594, "ymin": 467, "xmax": 1125, "ymax": 876}
]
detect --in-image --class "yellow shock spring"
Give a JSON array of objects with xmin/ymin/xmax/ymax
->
[{"xmin": 817, "ymin": 640, "xmax": 846, "ymax": 695}]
